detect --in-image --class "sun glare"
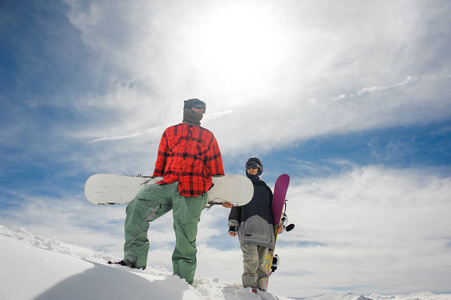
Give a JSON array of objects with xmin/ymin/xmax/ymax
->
[{"xmin": 184, "ymin": 3, "xmax": 291, "ymax": 92}]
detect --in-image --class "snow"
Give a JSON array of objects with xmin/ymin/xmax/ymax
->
[{"xmin": 1, "ymin": 225, "xmax": 450, "ymax": 300}]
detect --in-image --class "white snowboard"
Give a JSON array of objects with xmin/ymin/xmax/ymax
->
[{"xmin": 84, "ymin": 174, "xmax": 253, "ymax": 206}]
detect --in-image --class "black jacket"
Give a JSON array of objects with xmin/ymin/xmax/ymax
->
[{"xmin": 228, "ymin": 175, "xmax": 275, "ymax": 249}]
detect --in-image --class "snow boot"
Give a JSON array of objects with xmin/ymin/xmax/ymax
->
[{"xmin": 108, "ymin": 259, "xmax": 146, "ymax": 270}]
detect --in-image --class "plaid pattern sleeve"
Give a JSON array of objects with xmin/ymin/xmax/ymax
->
[
  {"xmin": 204, "ymin": 131, "xmax": 224, "ymax": 176},
  {"xmin": 153, "ymin": 130, "xmax": 169, "ymax": 177},
  {"xmin": 152, "ymin": 123, "xmax": 224, "ymax": 197}
]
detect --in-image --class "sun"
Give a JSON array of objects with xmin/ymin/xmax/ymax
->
[{"xmin": 182, "ymin": 2, "xmax": 292, "ymax": 93}]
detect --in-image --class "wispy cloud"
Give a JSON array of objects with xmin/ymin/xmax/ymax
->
[
  {"xmin": 331, "ymin": 76, "xmax": 414, "ymax": 100},
  {"xmin": 352, "ymin": 76, "xmax": 414, "ymax": 97},
  {"xmin": 54, "ymin": 0, "xmax": 451, "ymax": 157},
  {"xmin": 90, "ymin": 133, "xmax": 144, "ymax": 143},
  {"xmin": 89, "ymin": 126, "xmax": 164, "ymax": 143}
]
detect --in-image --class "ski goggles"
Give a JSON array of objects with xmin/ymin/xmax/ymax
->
[
  {"xmin": 184, "ymin": 99, "xmax": 206, "ymax": 112},
  {"xmin": 246, "ymin": 162, "xmax": 261, "ymax": 170}
]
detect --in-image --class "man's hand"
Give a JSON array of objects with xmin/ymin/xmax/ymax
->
[
  {"xmin": 229, "ymin": 232, "xmax": 237, "ymax": 237},
  {"xmin": 275, "ymin": 224, "xmax": 283, "ymax": 234},
  {"xmin": 222, "ymin": 201, "xmax": 233, "ymax": 208}
]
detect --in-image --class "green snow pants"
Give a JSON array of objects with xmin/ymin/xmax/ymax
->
[{"xmin": 123, "ymin": 182, "xmax": 207, "ymax": 284}]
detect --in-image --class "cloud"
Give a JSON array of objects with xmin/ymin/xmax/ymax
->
[
  {"xmin": 2, "ymin": 1, "xmax": 451, "ymax": 295},
  {"xmin": 2, "ymin": 164, "xmax": 450, "ymax": 296},
  {"xmin": 89, "ymin": 126, "xmax": 164, "ymax": 143},
  {"xmin": 54, "ymin": 0, "xmax": 451, "ymax": 161},
  {"xmin": 276, "ymin": 165, "xmax": 451, "ymax": 295},
  {"xmin": 345, "ymin": 76, "xmax": 414, "ymax": 98}
]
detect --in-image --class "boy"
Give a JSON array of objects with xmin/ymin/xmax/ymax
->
[{"xmin": 227, "ymin": 157, "xmax": 282, "ymax": 291}]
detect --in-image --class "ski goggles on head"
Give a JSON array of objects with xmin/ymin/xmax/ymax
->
[
  {"xmin": 184, "ymin": 99, "xmax": 206, "ymax": 112},
  {"xmin": 246, "ymin": 162, "xmax": 260, "ymax": 170}
]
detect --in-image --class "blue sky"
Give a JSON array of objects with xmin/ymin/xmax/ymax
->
[{"xmin": 1, "ymin": 0, "xmax": 451, "ymax": 297}]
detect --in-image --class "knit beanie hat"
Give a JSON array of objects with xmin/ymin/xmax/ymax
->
[
  {"xmin": 245, "ymin": 157, "xmax": 263, "ymax": 176},
  {"xmin": 184, "ymin": 99, "xmax": 206, "ymax": 112},
  {"xmin": 182, "ymin": 98, "xmax": 206, "ymax": 126}
]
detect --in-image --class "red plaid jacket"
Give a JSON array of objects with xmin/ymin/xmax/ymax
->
[{"xmin": 153, "ymin": 123, "xmax": 225, "ymax": 197}]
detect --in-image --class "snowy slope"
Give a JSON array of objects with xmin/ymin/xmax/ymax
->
[{"xmin": 1, "ymin": 225, "xmax": 450, "ymax": 300}]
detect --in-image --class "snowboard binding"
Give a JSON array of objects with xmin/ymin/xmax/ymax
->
[
  {"xmin": 270, "ymin": 254, "xmax": 280, "ymax": 275},
  {"xmin": 281, "ymin": 200, "xmax": 295, "ymax": 232}
]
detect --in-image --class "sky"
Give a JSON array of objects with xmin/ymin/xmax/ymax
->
[{"xmin": 1, "ymin": 0, "xmax": 451, "ymax": 297}]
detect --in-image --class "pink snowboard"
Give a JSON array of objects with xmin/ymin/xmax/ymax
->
[
  {"xmin": 264, "ymin": 174, "xmax": 290, "ymax": 290},
  {"xmin": 271, "ymin": 174, "xmax": 290, "ymax": 227}
]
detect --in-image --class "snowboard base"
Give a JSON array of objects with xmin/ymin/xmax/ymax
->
[
  {"xmin": 264, "ymin": 174, "xmax": 290, "ymax": 290},
  {"xmin": 84, "ymin": 174, "xmax": 254, "ymax": 206}
]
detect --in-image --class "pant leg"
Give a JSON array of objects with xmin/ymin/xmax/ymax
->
[
  {"xmin": 241, "ymin": 243, "xmax": 260, "ymax": 288},
  {"xmin": 123, "ymin": 183, "xmax": 174, "ymax": 268},
  {"xmin": 256, "ymin": 246, "xmax": 270, "ymax": 290},
  {"xmin": 171, "ymin": 192, "xmax": 207, "ymax": 284}
]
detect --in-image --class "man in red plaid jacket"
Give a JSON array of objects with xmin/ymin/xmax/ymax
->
[{"xmin": 119, "ymin": 99, "xmax": 224, "ymax": 285}]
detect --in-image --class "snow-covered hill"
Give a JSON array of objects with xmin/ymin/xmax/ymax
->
[{"xmin": 1, "ymin": 225, "xmax": 449, "ymax": 300}]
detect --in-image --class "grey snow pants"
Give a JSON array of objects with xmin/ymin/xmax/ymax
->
[{"xmin": 240, "ymin": 243, "xmax": 269, "ymax": 290}]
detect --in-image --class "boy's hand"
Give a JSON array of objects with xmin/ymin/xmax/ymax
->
[
  {"xmin": 229, "ymin": 232, "xmax": 237, "ymax": 237},
  {"xmin": 275, "ymin": 224, "xmax": 283, "ymax": 234}
]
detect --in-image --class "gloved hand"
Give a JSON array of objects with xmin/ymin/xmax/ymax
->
[{"xmin": 228, "ymin": 226, "xmax": 237, "ymax": 237}]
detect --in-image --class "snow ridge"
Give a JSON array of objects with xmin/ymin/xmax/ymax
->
[{"xmin": 1, "ymin": 226, "xmax": 450, "ymax": 300}]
